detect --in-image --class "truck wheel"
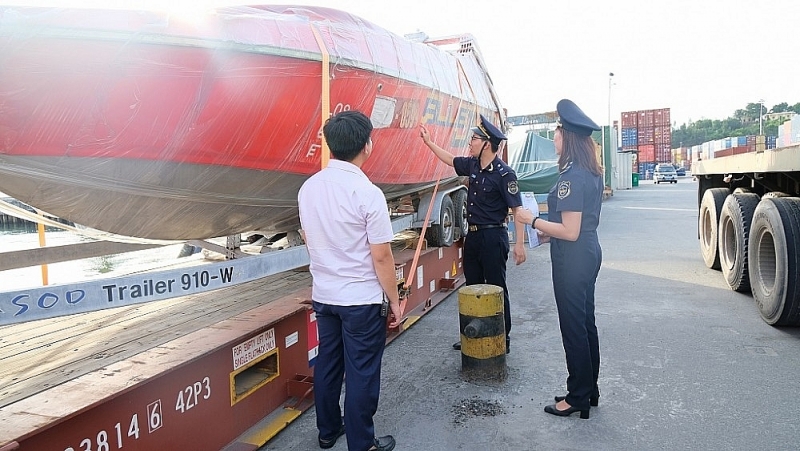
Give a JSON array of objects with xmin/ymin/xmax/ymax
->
[
  {"xmin": 425, "ymin": 195, "xmax": 455, "ymax": 247},
  {"xmin": 699, "ymin": 188, "xmax": 729, "ymax": 270},
  {"xmin": 719, "ymin": 193, "xmax": 759, "ymax": 292},
  {"xmin": 749, "ymin": 197, "xmax": 800, "ymax": 326},
  {"xmin": 452, "ymin": 189, "xmax": 468, "ymax": 239}
]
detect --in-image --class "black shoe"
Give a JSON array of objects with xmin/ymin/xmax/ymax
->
[
  {"xmin": 554, "ymin": 393, "xmax": 599, "ymax": 407},
  {"xmin": 452, "ymin": 341, "xmax": 461, "ymax": 350},
  {"xmin": 544, "ymin": 403, "xmax": 590, "ymax": 419},
  {"xmin": 369, "ymin": 435, "xmax": 396, "ymax": 451},
  {"xmin": 318, "ymin": 424, "xmax": 345, "ymax": 449}
]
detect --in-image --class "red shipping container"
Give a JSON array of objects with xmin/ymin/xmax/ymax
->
[
  {"xmin": 621, "ymin": 112, "xmax": 637, "ymax": 128},
  {"xmin": 638, "ymin": 110, "xmax": 655, "ymax": 127},
  {"xmin": 654, "ymin": 108, "xmax": 671, "ymax": 126},
  {"xmin": 714, "ymin": 146, "xmax": 752, "ymax": 158},
  {"xmin": 655, "ymin": 148, "xmax": 671, "ymax": 162},
  {"xmin": 638, "ymin": 144, "xmax": 655, "ymax": 162},
  {"xmin": 637, "ymin": 127, "xmax": 654, "ymax": 144}
]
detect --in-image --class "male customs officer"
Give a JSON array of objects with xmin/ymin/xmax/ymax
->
[{"xmin": 419, "ymin": 114, "xmax": 527, "ymax": 353}]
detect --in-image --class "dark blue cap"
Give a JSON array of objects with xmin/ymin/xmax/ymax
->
[
  {"xmin": 557, "ymin": 99, "xmax": 600, "ymax": 137},
  {"xmin": 470, "ymin": 114, "xmax": 506, "ymax": 146}
]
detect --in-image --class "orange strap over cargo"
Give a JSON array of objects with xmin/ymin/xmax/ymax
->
[
  {"xmin": 310, "ymin": 24, "xmax": 331, "ymax": 169},
  {"xmin": 402, "ymin": 177, "xmax": 441, "ymax": 293}
]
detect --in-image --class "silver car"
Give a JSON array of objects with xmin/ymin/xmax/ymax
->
[{"xmin": 654, "ymin": 163, "xmax": 677, "ymax": 184}]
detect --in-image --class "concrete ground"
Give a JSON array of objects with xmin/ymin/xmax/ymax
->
[{"xmin": 262, "ymin": 177, "xmax": 800, "ymax": 451}]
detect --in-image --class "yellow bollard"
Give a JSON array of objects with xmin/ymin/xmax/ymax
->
[{"xmin": 457, "ymin": 284, "xmax": 506, "ymax": 381}]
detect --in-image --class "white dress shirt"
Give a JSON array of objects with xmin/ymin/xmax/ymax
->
[{"xmin": 298, "ymin": 159, "xmax": 394, "ymax": 306}]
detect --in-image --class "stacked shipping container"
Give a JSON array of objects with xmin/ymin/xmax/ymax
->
[
  {"xmin": 777, "ymin": 114, "xmax": 800, "ymax": 147},
  {"xmin": 691, "ymin": 134, "xmax": 778, "ymax": 161},
  {"xmin": 620, "ymin": 108, "xmax": 671, "ymax": 178}
]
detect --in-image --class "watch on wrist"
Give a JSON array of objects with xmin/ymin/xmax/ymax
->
[{"xmin": 532, "ymin": 217, "xmax": 539, "ymax": 228}]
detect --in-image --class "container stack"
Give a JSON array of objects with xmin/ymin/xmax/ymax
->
[
  {"xmin": 620, "ymin": 108, "xmax": 671, "ymax": 179},
  {"xmin": 777, "ymin": 114, "xmax": 800, "ymax": 147},
  {"xmin": 692, "ymin": 134, "xmax": 779, "ymax": 160}
]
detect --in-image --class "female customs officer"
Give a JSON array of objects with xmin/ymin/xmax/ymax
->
[{"xmin": 518, "ymin": 99, "xmax": 603, "ymax": 419}]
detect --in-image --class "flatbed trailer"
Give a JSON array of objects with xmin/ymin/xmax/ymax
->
[
  {"xmin": 0, "ymin": 195, "xmax": 468, "ymax": 450},
  {"xmin": 693, "ymin": 143, "xmax": 800, "ymax": 325}
]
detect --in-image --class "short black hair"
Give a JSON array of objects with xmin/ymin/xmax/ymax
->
[{"xmin": 322, "ymin": 110, "xmax": 373, "ymax": 162}]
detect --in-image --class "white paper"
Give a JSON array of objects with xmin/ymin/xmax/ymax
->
[{"xmin": 520, "ymin": 192, "xmax": 540, "ymax": 248}]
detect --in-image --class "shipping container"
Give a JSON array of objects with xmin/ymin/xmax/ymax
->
[
  {"xmin": 637, "ymin": 127, "xmax": 654, "ymax": 144},
  {"xmin": 621, "ymin": 112, "xmax": 637, "ymax": 128},
  {"xmin": 639, "ymin": 144, "xmax": 655, "ymax": 162},
  {"xmin": 638, "ymin": 162, "xmax": 657, "ymax": 179},
  {"xmin": 654, "ymin": 108, "xmax": 671, "ymax": 126},
  {"xmin": 654, "ymin": 126, "xmax": 672, "ymax": 145},
  {"xmin": 638, "ymin": 110, "xmax": 655, "ymax": 127},
  {"xmin": 713, "ymin": 146, "xmax": 751, "ymax": 158},
  {"xmin": 766, "ymin": 135, "xmax": 777, "ymax": 149},
  {"xmin": 621, "ymin": 127, "xmax": 638, "ymax": 147},
  {"xmin": 655, "ymin": 148, "xmax": 671, "ymax": 163}
]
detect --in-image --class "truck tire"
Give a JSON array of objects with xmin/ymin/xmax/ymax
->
[
  {"xmin": 749, "ymin": 197, "xmax": 800, "ymax": 326},
  {"xmin": 699, "ymin": 188, "xmax": 729, "ymax": 270},
  {"xmin": 762, "ymin": 191, "xmax": 790, "ymax": 199},
  {"xmin": 452, "ymin": 189, "xmax": 468, "ymax": 239},
  {"xmin": 425, "ymin": 194, "xmax": 455, "ymax": 247},
  {"xmin": 719, "ymin": 193, "xmax": 759, "ymax": 292}
]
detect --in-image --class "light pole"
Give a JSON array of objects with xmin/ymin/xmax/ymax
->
[
  {"xmin": 758, "ymin": 99, "xmax": 765, "ymax": 135},
  {"xmin": 605, "ymin": 72, "xmax": 614, "ymax": 187},
  {"xmin": 608, "ymin": 72, "xmax": 614, "ymax": 147}
]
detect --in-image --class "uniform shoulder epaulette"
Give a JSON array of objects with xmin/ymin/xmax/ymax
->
[{"xmin": 497, "ymin": 161, "xmax": 512, "ymax": 176}]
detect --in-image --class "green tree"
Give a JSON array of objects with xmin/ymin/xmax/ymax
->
[
  {"xmin": 771, "ymin": 102, "xmax": 789, "ymax": 113},
  {"xmin": 672, "ymin": 101, "xmax": 795, "ymax": 148}
]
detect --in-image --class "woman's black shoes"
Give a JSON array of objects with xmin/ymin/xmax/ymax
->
[
  {"xmin": 554, "ymin": 394, "xmax": 599, "ymax": 407},
  {"xmin": 544, "ymin": 403, "xmax": 590, "ymax": 419}
]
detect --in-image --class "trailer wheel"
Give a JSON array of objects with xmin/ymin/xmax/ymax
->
[
  {"xmin": 749, "ymin": 197, "xmax": 800, "ymax": 326},
  {"xmin": 425, "ymin": 195, "xmax": 455, "ymax": 247},
  {"xmin": 452, "ymin": 189, "xmax": 468, "ymax": 239},
  {"xmin": 699, "ymin": 188, "xmax": 729, "ymax": 270},
  {"xmin": 719, "ymin": 193, "xmax": 759, "ymax": 292}
]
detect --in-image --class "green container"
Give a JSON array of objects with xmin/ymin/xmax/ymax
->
[{"xmin": 632, "ymin": 173, "xmax": 639, "ymax": 187}]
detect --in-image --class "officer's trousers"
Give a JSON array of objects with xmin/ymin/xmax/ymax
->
[
  {"xmin": 550, "ymin": 232, "xmax": 602, "ymax": 409},
  {"xmin": 463, "ymin": 227, "xmax": 512, "ymax": 337}
]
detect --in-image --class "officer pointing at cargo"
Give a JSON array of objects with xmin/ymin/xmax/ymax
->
[
  {"xmin": 419, "ymin": 114, "xmax": 526, "ymax": 353},
  {"xmin": 517, "ymin": 99, "xmax": 604, "ymax": 419}
]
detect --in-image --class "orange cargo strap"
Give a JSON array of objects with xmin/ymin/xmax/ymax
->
[
  {"xmin": 310, "ymin": 24, "xmax": 331, "ymax": 169},
  {"xmin": 403, "ymin": 176, "xmax": 442, "ymax": 293}
]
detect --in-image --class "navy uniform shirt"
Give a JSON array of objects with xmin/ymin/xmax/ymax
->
[
  {"xmin": 547, "ymin": 162, "xmax": 603, "ymax": 233},
  {"xmin": 454, "ymin": 155, "xmax": 522, "ymax": 225}
]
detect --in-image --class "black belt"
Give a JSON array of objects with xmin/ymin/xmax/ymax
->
[{"xmin": 468, "ymin": 224, "xmax": 506, "ymax": 232}]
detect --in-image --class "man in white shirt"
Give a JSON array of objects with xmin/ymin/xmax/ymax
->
[{"xmin": 298, "ymin": 110, "xmax": 402, "ymax": 451}]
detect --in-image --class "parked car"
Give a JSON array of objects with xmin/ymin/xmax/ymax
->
[
  {"xmin": 654, "ymin": 163, "xmax": 677, "ymax": 184},
  {"xmin": 674, "ymin": 165, "xmax": 686, "ymax": 176}
]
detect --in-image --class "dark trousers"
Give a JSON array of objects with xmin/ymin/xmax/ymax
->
[
  {"xmin": 463, "ymin": 227, "xmax": 511, "ymax": 337},
  {"xmin": 312, "ymin": 301, "xmax": 386, "ymax": 451},
  {"xmin": 550, "ymin": 233, "xmax": 602, "ymax": 409}
]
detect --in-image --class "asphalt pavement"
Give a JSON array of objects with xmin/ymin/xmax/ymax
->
[{"xmin": 262, "ymin": 176, "xmax": 800, "ymax": 451}]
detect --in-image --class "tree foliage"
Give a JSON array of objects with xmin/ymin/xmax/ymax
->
[{"xmin": 671, "ymin": 102, "xmax": 800, "ymax": 148}]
